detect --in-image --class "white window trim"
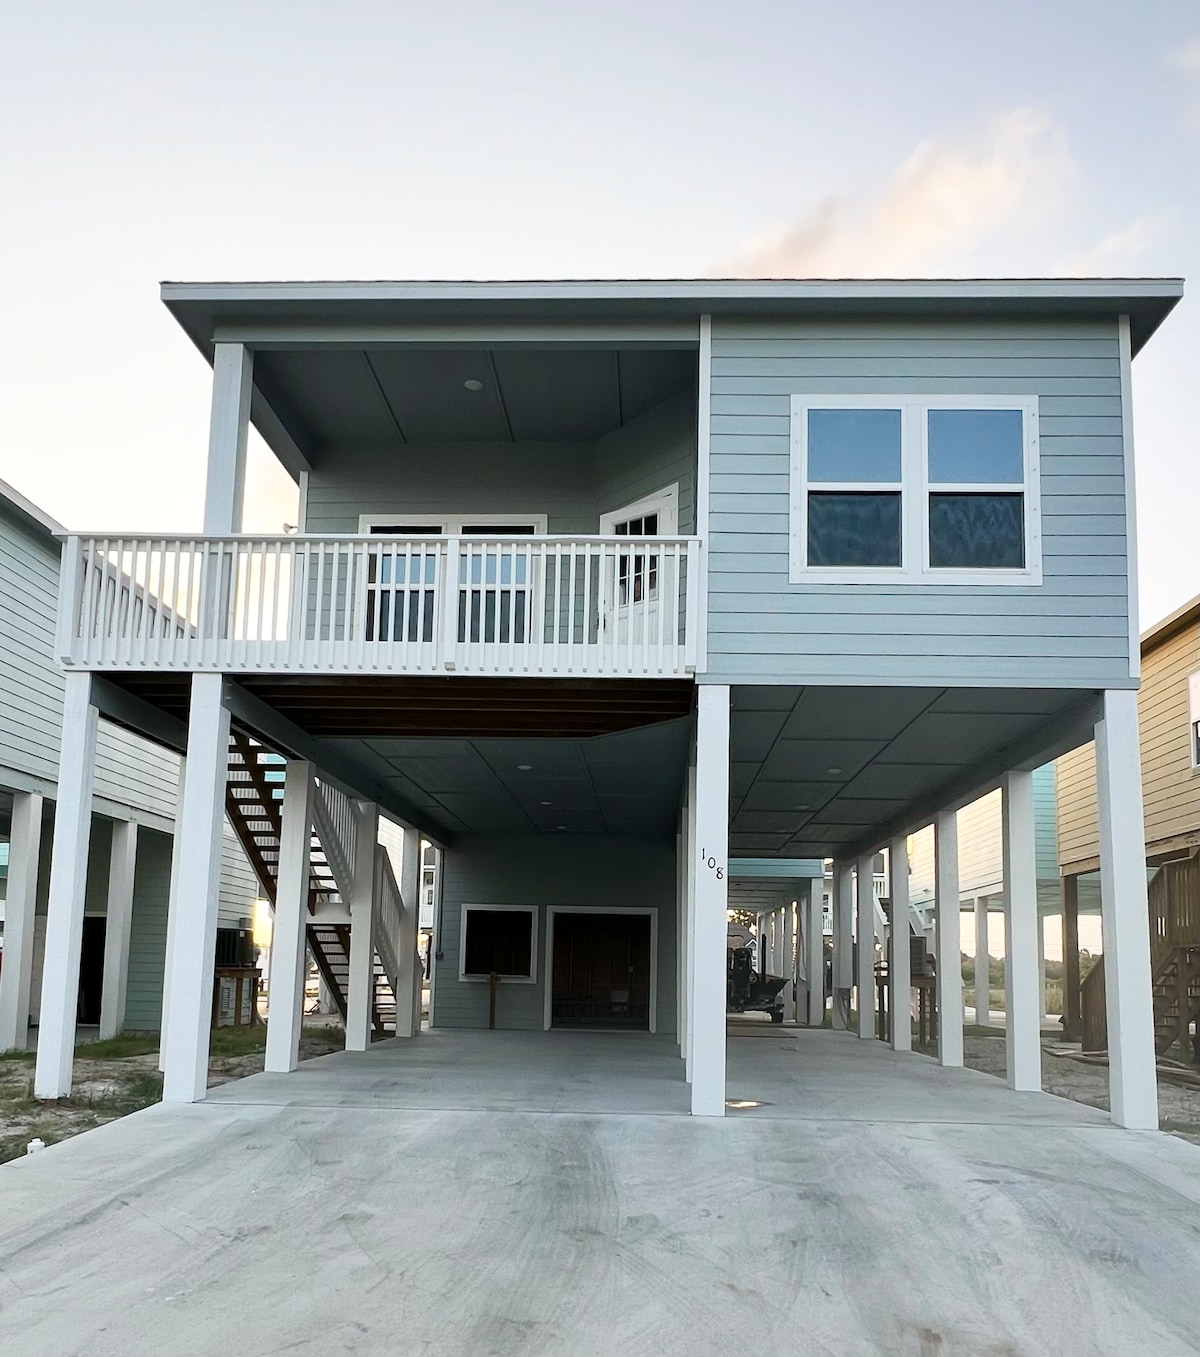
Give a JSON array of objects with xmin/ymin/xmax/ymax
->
[
  {"xmin": 542, "ymin": 905, "xmax": 658, "ymax": 1033},
  {"xmin": 358, "ymin": 513, "xmax": 550, "ymax": 534},
  {"xmin": 458, "ymin": 903, "xmax": 539, "ymax": 984},
  {"xmin": 598, "ymin": 482, "xmax": 680, "ymax": 536},
  {"xmin": 789, "ymin": 394, "xmax": 1042, "ymax": 587}
]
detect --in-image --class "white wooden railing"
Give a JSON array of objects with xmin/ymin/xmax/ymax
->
[
  {"xmin": 312, "ymin": 779, "xmax": 356, "ymax": 900},
  {"xmin": 56, "ymin": 533, "xmax": 700, "ymax": 678},
  {"xmin": 373, "ymin": 844, "xmax": 403, "ymax": 995}
]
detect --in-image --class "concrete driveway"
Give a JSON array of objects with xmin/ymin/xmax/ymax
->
[{"xmin": 1, "ymin": 1030, "xmax": 1197, "ymax": 1357}]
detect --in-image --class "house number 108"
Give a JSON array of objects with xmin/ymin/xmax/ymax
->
[{"xmin": 699, "ymin": 849, "xmax": 724, "ymax": 880}]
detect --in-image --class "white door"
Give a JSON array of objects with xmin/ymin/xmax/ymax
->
[{"xmin": 598, "ymin": 485, "xmax": 679, "ymax": 650}]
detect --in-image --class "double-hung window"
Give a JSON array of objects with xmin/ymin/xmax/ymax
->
[{"xmin": 791, "ymin": 395, "xmax": 1040, "ymax": 584}]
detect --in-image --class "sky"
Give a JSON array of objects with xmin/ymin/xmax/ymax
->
[{"xmin": 1, "ymin": 0, "xmax": 1197, "ymax": 626}]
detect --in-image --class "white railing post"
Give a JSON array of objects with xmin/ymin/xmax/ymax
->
[
  {"xmin": 440, "ymin": 536, "xmax": 460, "ymax": 671},
  {"xmin": 55, "ymin": 534, "xmax": 84, "ymax": 665}
]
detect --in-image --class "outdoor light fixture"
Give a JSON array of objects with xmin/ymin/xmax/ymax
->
[
  {"xmin": 826, "ymin": 767, "xmax": 843, "ymax": 775},
  {"xmin": 540, "ymin": 800, "xmax": 552, "ymax": 806},
  {"xmin": 517, "ymin": 764, "xmax": 532, "ymax": 771},
  {"xmin": 725, "ymin": 1099, "xmax": 761, "ymax": 1110},
  {"xmin": 463, "ymin": 378, "xmax": 484, "ymax": 391},
  {"xmin": 556, "ymin": 825, "xmax": 568, "ymax": 831}
]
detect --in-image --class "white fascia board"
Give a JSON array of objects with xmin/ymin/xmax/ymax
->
[{"xmin": 161, "ymin": 277, "xmax": 1185, "ymax": 307}]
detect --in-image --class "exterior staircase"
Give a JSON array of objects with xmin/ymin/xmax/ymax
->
[
  {"xmin": 1080, "ymin": 856, "xmax": 1200, "ymax": 1059},
  {"xmin": 225, "ymin": 731, "xmax": 399, "ymax": 1034}
]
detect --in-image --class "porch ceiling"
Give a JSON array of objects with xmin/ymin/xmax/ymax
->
[
  {"xmin": 329, "ymin": 718, "xmax": 691, "ymax": 839},
  {"xmin": 253, "ymin": 346, "xmax": 696, "ymax": 453},
  {"xmin": 729, "ymin": 685, "xmax": 1096, "ymax": 860}
]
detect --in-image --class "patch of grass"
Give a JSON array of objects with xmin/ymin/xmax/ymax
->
[
  {"xmin": 61, "ymin": 1072, "xmax": 163, "ymax": 1115},
  {"xmin": 0, "ymin": 1049, "xmax": 36, "ymax": 1064},
  {"xmin": 75, "ymin": 1032, "xmax": 160, "ymax": 1060},
  {"xmin": 208, "ymin": 1025, "xmax": 269, "ymax": 1056}
]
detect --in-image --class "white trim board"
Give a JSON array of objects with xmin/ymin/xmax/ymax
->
[
  {"xmin": 358, "ymin": 513, "xmax": 550, "ymax": 534},
  {"xmin": 599, "ymin": 482, "xmax": 680, "ymax": 535},
  {"xmin": 542, "ymin": 905, "xmax": 659, "ymax": 1034}
]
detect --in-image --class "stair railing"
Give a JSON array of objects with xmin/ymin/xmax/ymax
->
[
  {"xmin": 311, "ymin": 778, "xmax": 357, "ymax": 901},
  {"xmin": 373, "ymin": 844, "xmax": 403, "ymax": 997}
]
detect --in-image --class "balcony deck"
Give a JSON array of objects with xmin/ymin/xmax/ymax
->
[{"xmin": 57, "ymin": 533, "xmax": 701, "ymax": 681}]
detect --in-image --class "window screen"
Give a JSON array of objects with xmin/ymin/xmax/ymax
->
[{"xmin": 463, "ymin": 909, "xmax": 534, "ymax": 978}]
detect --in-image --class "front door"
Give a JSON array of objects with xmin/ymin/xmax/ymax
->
[
  {"xmin": 551, "ymin": 912, "xmax": 652, "ymax": 1029},
  {"xmin": 598, "ymin": 486, "xmax": 679, "ymax": 650}
]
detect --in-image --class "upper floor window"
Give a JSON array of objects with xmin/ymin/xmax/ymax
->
[{"xmin": 790, "ymin": 396, "xmax": 1041, "ymax": 585}]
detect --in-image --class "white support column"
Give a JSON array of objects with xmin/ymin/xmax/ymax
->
[
  {"xmin": 158, "ymin": 754, "xmax": 187, "ymax": 1073},
  {"xmin": 1037, "ymin": 912, "xmax": 1048, "ymax": 1025},
  {"xmin": 0, "ymin": 792, "xmax": 44, "ymax": 1051},
  {"xmin": 160, "ymin": 676, "xmax": 232, "ymax": 1102},
  {"xmin": 203, "ymin": 342, "xmax": 253, "ymax": 534},
  {"xmin": 264, "ymin": 760, "xmax": 315, "ymax": 1076},
  {"xmin": 933, "ymin": 811, "xmax": 963, "ymax": 1068},
  {"xmin": 675, "ymin": 797, "xmax": 686, "ymax": 1052},
  {"xmin": 34, "ymin": 673, "xmax": 98, "ymax": 1098},
  {"xmin": 781, "ymin": 900, "xmax": 794, "ymax": 1021},
  {"xmin": 855, "ymin": 853, "xmax": 876, "ymax": 1040},
  {"xmin": 805, "ymin": 876, "xmax": 825, "ymax": 1026},
  {"xmin": 1095, "ymin": 689, "xmax": 1159, "ymax": 1130},
  {"xmin": 691, "ymin": 685, "xmax": 729, "ymax": 1117},
  {"xmin": 831, "ymin": 860, "xmax": 853, "ymax": 1029},
  {"xmin": 400, "ymin": 826, "xmax": 423, "ymax": 1036},
  {"xmin": 1001, "ymin": 770, "xmax": 1042, "ymax": 1091},
  {"xmin": 973, "ymin": 897, "xmax": 991, "ymax": 1028},
  {"xmin": 889, "ymin": 836, "xmax": 911, "ymax": 1053},
  {"xmin": 98, "ymin": 819, "xmax": 138, "ymax": 1041},
  {"xmin": 684, "ymin": 760, "xmax": 697, "ymax": 1083},
  {"xmin": 345, "ymin": 801, "xmax": 379, "ymax": 1052}
]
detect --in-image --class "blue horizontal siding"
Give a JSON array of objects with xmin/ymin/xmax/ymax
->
[{"xmin": 703, "ymin": 318, "xmax": 1131, "ymax": 687}]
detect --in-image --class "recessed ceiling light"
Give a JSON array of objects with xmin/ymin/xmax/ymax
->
[
  {"xmin": 725, "ymin": 1099, "xmax": 762, "ymax": 1110},
  {"xmin": 463, "ymin": 378, "xmax": 484, "ymax": 391},
  {"xmin": 795, "ymin": 804, "xmax": 810, "ymax": 811},
  {"xmin": 517, "ymin": 764, "xmax": 532, "ymax": 771},
  {"xmin": 540, "ymin": 800, "xmax": 552, "ymax": 806},
  {"xmin": 826, "ymin": 767, "xmax": 843, "ymax": 775},
  {"xmin": 556, "ymin": 825, "xmax": 568, "ymax": 831}
]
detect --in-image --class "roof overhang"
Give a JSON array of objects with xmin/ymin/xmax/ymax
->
[
  {"xmin": 0, "ymin": 476, "xmax": 65, "ymax": 542},
  {"xmin": 162, "ymin": 276, "xmax": 1184, "ymax": 361}
]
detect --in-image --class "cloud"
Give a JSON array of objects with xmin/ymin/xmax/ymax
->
[
  {"xmin": 1054, "ymin": 216, "xmax": 1167, "ymax": 277},
  {"xmin": 713, "ymin": 108, "xmax": 1074, "ymax": 278}
]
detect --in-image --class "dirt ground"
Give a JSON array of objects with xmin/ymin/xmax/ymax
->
[
  {"xmin": 0, "ymin": 1025, "xmax": 345, "ymax": 1165},
  {"xmin": 956, "ymin": 1027, "xmax": 1200, "ymax": 1143}
]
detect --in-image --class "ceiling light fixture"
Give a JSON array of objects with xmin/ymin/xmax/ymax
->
[
  {"xmin": 826, "ymin": 767, "xmax": 843, "ymax": 775},
  {"xmin": 517, "ymin": 764, "xmax": 532, "ymax": 771},
  {"xmin": 556, "ymin": 825, "xmax": 568, "ymax": 831},
  {"xmin": 541, "ymin": 800, "xmax": 552, "ymax": 806},
  {"xmin": 463, "ymin": 378, "xmax": 484, "ymax": 391}
]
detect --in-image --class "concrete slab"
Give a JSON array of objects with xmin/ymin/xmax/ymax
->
[
  {"xmin": 1, "ymin": 1029, "xmax": 1197, "ymax": 1357},
  {"xmin": 206, "ymin": 1029, "xmax": 692, "ymax": 1115}
]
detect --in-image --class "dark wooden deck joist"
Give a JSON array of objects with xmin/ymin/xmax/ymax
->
[{"xmin": 98, "ymin": 673, "xmax": 696, "ymax": 741}]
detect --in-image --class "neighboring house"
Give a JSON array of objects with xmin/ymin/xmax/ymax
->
[
  {"xmin": 28, "ymin": 276, "xmax": 1181, "ymax": 1133},
  {"xmin": 908, "ymin": 764, "xmax": 1061, "ymax": 1015},
  {"xmin": 1056, "ymin": 596, "xmax": 1199, "ymax": 1056},
  {"xmin": 0, "ymin": 480, "xmax": 260, "ymax": 1049}
]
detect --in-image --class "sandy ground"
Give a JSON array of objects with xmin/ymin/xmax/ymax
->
[
  {"xmin": 0, "ymin": 1027, "xmax": 345, "ymax": 1163},
  {"xmin": 958, "ymin": 1028, "xmax": 1200, "ymax": 1142}
]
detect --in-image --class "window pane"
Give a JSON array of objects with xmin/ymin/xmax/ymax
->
[
  {"xmin": 464, "ymin": 909, "xmax": 533, "ymax": 976},
  {"xmin": 928, "ymin": 409, "xmax": 1024, "ymax": 484},
  {"xmin": 929, "ymin": 494, "xmax": 1024, "ymax": 568},
  {"xmin": 808, "ymin": 492, "xmax": 902, "ymax": 567},
  {"xmin": 807, "ymin": 408, "xmax": 902, "ymax": 483}
]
